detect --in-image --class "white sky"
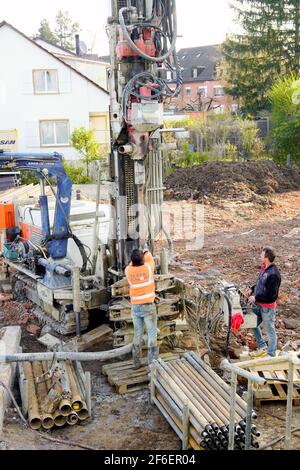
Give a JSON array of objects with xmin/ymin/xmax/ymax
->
[{"xmin": 1, "ymin": 0, "xmax": 235, "ymax": 54}]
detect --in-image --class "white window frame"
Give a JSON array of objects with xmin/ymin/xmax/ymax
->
[
  {"xmin": 214, "ymin": 85, "xmax": 225, "ymax": 97},
  {"xmin": 192, "ymin": 66, "xmax": 205, "ymax": 79},
  {"xmin": 33, "ymin": 69, "xmax": 59, "ymax": 94},
  {"xmin": 39, "ymin": 120, "xmax": 70, "ymax": 147}
]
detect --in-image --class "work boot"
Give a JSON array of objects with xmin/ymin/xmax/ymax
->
[
  {"xmin": 132, "ymin": 343, "xmax": 143, "ymax": 370},
  {"xmin": 249, "ymin": 346, "xmax": 268, "ymax": 359},
  {"xmin": 148, "ymin": 345, "xmax": 159, "ymax": 366}
]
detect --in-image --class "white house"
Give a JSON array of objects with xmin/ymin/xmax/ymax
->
[
  {"xmin": 34, "ymin": 38, "xmax": 109, "ymax": 90},
  {"xmin": 0, "ymin": 22, "xmax": 110, "ymax": 162}
]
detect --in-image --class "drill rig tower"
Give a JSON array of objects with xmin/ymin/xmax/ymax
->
[{"xmin": 106, "ymin": 0, "xmax": 182, "ymax": 275}]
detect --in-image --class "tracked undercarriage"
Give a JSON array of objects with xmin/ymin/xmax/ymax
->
[{"xmin": 6, "ymin": 260, "xmax": 108, "ymax": 336}]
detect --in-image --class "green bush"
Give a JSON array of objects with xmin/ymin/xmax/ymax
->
[{"xmin": 63, "ymin": 161, "xmax": 92, "ymax": 184}]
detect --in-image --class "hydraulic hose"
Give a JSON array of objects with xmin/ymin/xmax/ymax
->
[
  {"xmin": 72, "ymin": 234, "xmax": 88, "ymax": 273},
  {"xmin": 119, "ymin": 1, "xmax": 178, "ymax": 63}
]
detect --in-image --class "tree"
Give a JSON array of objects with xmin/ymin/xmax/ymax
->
[
  {"xmin": 38, "ymin": 19, "xmax": 58, "ymax": 45},
  {"xmin": 222, "ymin": 0, "xmax": 300, "ymax": 113},
  {"xmin": 54, "ymin": 10, "xmax": 80, "ymax": 51},
  {"xmin": 269, "ymin": 74, "xmax": 300, "ymax": 163},
  {"xmin": 71, "ymin": 127, "xmax": 106, "ymax": 178}
]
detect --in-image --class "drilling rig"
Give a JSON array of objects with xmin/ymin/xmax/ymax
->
[
  {"xmin": 0, "ymin": 1, "xmax": 257, "ymax": 347},
  {"xmin": 104, "ymin": 0, "xmax": 182, "ymax": 279}
]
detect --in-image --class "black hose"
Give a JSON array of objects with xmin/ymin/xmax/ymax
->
[
  {"xmin": 72, "ymin": 234, "xmax": 88, "ymax": 273},
  {"xmin": 224, "ymin": 293, "xmax": 232, "ymax": 359}
]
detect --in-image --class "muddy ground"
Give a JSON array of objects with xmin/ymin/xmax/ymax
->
[{"xmin": 1, "ymin": 187, "xmax": 300, "ymax": 450}]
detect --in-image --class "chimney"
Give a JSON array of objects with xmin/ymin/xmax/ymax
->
[{"xmin": 75, "ymin": 34, "xmax": 81, "ymax": 56}]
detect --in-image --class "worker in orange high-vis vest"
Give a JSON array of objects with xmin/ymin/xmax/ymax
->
[{"xmin": 125, "ymin": 248, "xmax": 158, "ymax": 369}]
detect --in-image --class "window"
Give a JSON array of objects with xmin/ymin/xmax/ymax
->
[
  {"xmin": 40, "ymin": 120, "xmax": 70, "ymax": 146},
  {"xmin": 192, "ymin": 67, "xmax": 205, "ymax": 79},
  {"xmin": 185, "ymin": 87, "xmax": 191, "ymax": 97},
  {"xmin": 33, "ymin": 70, "xmax": 59, "ymax": 94},
  {"xmin": 198, "ymin": 86, "xmax": 207, "ymax": 98},
  {"xmin": 214, "ymin": 86, "xmax": 225, "ymax": 97},
  {"xmin": 166, "ymin": 71, "xmax": 173, "ymax": 81}
]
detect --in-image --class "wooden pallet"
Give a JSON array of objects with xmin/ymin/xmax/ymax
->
[
  {"xmin": 102, "ymin": 353, "xmax": 180, "ymax": 395},
  {"xmin": 247, "ymin": 362, "xmax": 300, "ymax": 407}
]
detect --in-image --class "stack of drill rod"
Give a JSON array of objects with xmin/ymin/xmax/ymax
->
[
  {"xmin": 151, "ymin": 352, "xmax": 260, "ymax": 450},
  {"xmin": 21, "ymin": 360, "xmax": 89, "ymax": 430}
]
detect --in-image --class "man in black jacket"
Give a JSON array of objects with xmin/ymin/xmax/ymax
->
[{"xmin": 248, "ymin": 247, "xmax": 281, "ymax": 358}]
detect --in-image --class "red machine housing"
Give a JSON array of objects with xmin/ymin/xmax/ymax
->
[{"xmin": 117, "ymin": 27, "xmax": 156, "ymax": 59}]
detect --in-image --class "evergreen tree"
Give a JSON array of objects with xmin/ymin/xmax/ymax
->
[
  {"xmin": 38, "ymin": 19, "xmax": 58, "ymax": 45},
  {"xmin": 222, "ymin": 0, "xmax": 300, "ymax": 113},
  {"xmin": 54, "ymin": 10, "xmax": 80, "ymax": 51}
]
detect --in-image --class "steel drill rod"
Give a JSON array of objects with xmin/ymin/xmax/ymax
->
[
  {"xmin": 155, "ymin": 362, "xmax": 211, "ymax": 431},
  {"xmin": 168, "ymin": 362, "xmax": 227, "ymax": 427},
  {"xmin": 188, "ymin": 353, "xmax": 252, "ymax": 414},
  {"xmin": 66, "ymin": 361, "xmax": 84, "ymax": 411},
  {"xmin": 180, "ymin": 360, "xmax": 243, "ymax": 423},
  {"xmin": 160, "ymin": 359, "xmax": 247, "ymax": 447},
  {"xmin": 185, "ymin": 354, "xmax": 248, "ymax": 417},
  {"xmin": 155, "ymin": 369, "xmax": 207, "ymax": 436},
  {"xmin": 23, "ymin": 362, "xmax": 42, "ymax": 430},
  {"xmin": 32, "ymin": 362, "xmax": 54, "ymax": 430},
  {"xmin": 155, "ymin": 389, "xmax": 202, "ymax": 449},
  {"xmin": 153, "ymin": 378, "xmax": 204, "ymax": 446},
  {"xmin": 159, "ymin": 360, "xmax": 221, "ymax": 428},
  {"xmin": 163, "ymin": 361, "xmax": 225, "ymax": 428}
]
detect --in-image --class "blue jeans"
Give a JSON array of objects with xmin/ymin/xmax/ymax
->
[
  {"xmin": 132, "ymin": 303, "xmax": 157, "ymax": 349},
  {"xmin": 252, "ymin": 304, "xmax": 277, "ymax": 357}
]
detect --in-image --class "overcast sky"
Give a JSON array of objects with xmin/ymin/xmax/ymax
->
[{"xmin": 1, "ymin": 0, "xmax": 235, "ymax": 54}]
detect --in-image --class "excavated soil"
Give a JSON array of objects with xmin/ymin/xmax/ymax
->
[
  {"xmin": 1, "ymin": 187, "xmax": 300, "ymax": 450},
  {"xmin": 164, "ymin": 161, "xmax": 300, "ymax": 203}
]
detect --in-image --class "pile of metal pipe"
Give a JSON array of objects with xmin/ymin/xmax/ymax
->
[
  {"xmin": 21, "ymin": 360, "xmax": 90, "ymax": 430},
  {"xmin": 151, "ymin": 352, "xmax": 260, "ymax": 450}
]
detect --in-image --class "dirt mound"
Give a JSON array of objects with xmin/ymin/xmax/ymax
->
[{"xmin": 164, "ymin": 161, "xmax": 300, "ymax": 202}]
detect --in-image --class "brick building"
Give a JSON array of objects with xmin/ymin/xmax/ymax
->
[{"xmin": 168, "ymin": 45, "xmax": 234, "ymax": 113}]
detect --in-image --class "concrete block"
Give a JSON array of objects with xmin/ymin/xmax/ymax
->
[{"xmin": 0, "ymin": 326, "xmax": 21, "ymax": 435}]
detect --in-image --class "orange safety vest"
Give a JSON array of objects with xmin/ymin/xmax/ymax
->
[{"xmin": 125, "ymin": 253, "xmax": 155, "ymax": 305}]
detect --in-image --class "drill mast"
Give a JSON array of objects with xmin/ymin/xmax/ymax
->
[{"xmin": 107, "ymin": 0, "xmax": 182, "ymax": 273}]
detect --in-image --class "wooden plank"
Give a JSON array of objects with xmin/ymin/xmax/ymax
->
[
  {"xmin": 64, "ymin": 325, "xmax": 113, "ymax": 352},
  {"xmin": 264, "ymin": 371, "xmax": 287, "ymax": 399},
  {"xmin": 102, "ymin": 353, "xmax": 179, "ymax": 375}
]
